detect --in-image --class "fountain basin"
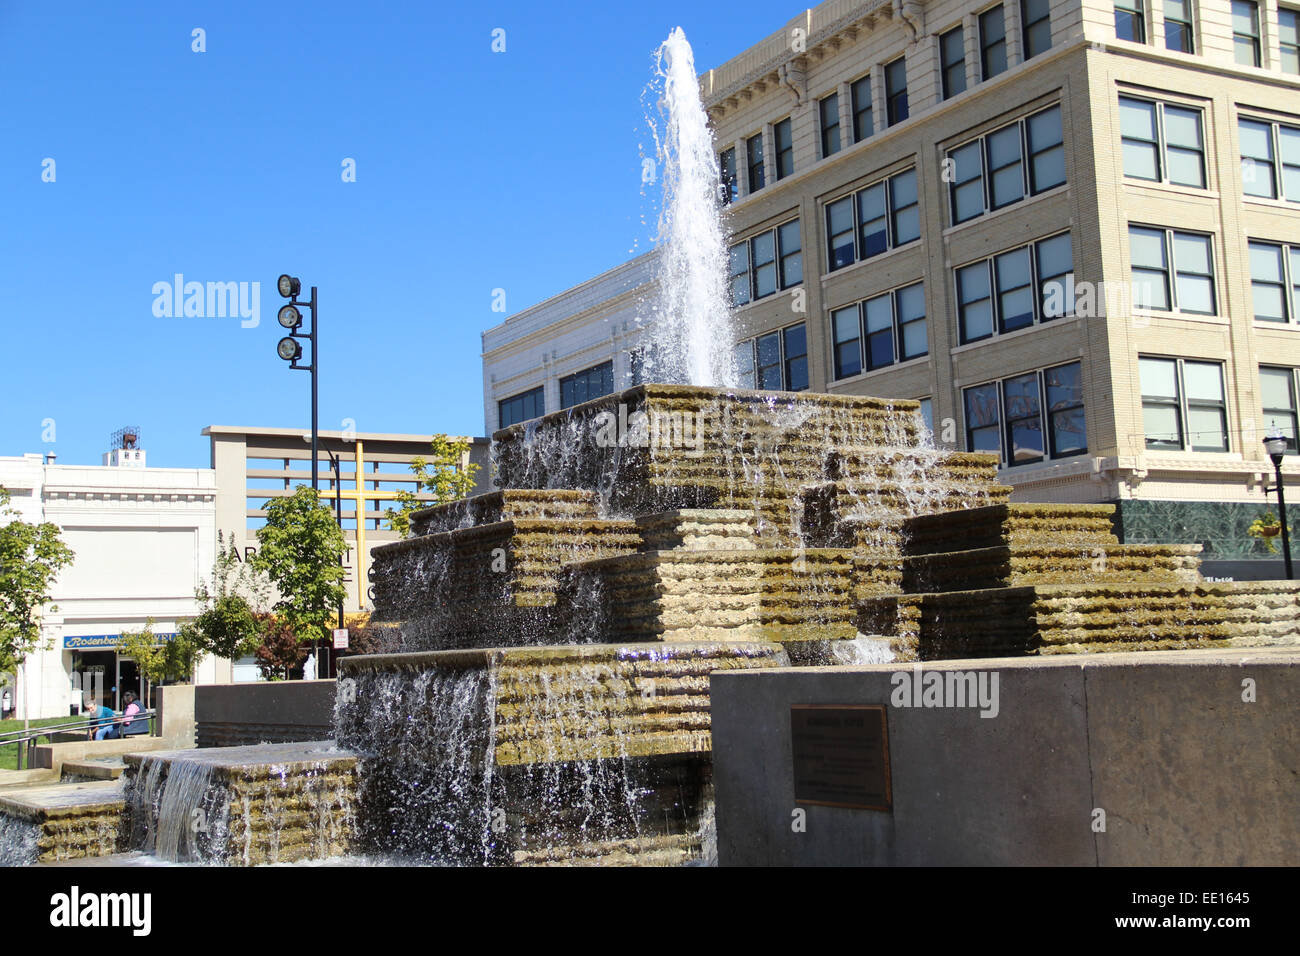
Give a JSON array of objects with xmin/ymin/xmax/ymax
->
[{"xmin": 0, "ymin": 781, "xmax": 125, "ymax": 864}]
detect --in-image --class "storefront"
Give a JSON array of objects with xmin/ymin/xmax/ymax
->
[{"xmin": 64, "ymin": 633, "xmax": 169, "ymax": 716}]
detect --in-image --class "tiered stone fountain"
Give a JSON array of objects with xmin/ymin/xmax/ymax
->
[{"xmin": 7, "ymin": 383, "xmax": 1300, "ymax": 867}]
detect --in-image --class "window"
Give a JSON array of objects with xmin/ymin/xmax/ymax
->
[
  {"xmin": 1232, "ymin": 1, "xmax": 1261, "ymax": 67},
  {"xmin": 729, "ymin": 220, "xmax": 802, "ymax": 306},
  {"xmin": 1240, "ymin": 117, "xmax": 1300, "ymax": 202},
  {"xmin": 851, "ymin": 75, "xmax": 874, "ymax": 142},
  {"xmin": 820, "ymin": 94, "xmax": 841, "ymax": 158},
  {"xmin": 630, "ymin": 347, "xmax": 645, "ymax": 386},
  {"xmin": 1260, "ymin": 366, "xmax": 1299, "ymax": 449},
  {"xmin": 775, "ymin": 118, "xmax": 794, "ymax": 180},
  {"xmin": 830, "ymin": 282, "xmax": 928, "ymax": 380},
  {"xmin": 1115, "ymin": 0, "xmax": 1146, "ymax": 42},
  {"xmin": 736, "ymin": 323, "xmax": 808, "ymax": 391},
  {"xmin": 1282, "ymin": 9, "xmax": 1300, "ymax": 74},
  {"xmin": 560, "ymin": 361, "xmax": 614, "ymax": 409},
  {"xmin": 1248, "ymin": 240, "xmax": 1300, "ymax": 323},
  {"xmin": 1119, "ymin": 97, "xmax": 1206, "ymax": 187},
  {"xmin": 884, "ymin": 57, "xmax": 908, "ymax": 126},
  {"xmin": 980, "ymin": 6, "xmax": 1008, "ymax": 80},
  {"xmin": 1140, "ymin": 357, "xmax": 1227, "ymax": 451},
  {"xmin": 963, "ymin": 361, "xmax": 1086, "ymax": 465},
  {"xmin": 941, "ymin": 27, "xmax": 967, "ymax": 99},
  {"xmin": 499, "ymin": 387, "xmax": 544, "ymax": 428},
  {"xmin": 719, "ymin": 147, "xmax": 738, "ymax": 204},
  {"xmin": 1021, "ymin": 0, "xmax": 1052, "ymax": 58},
  {"xmin": 955, "ymin": 232, "xmax": 1074, "ymax": 343},
  {"xmin": 825, "ymin": 168, "xmax": 920, "ymax": 272},
  {"xmin": 947, "ymin": 106, "xmax": 1065, "ymax": 224},
  {"xmin": 1164, "ymin": 0, "xmax": 1195, "ymax": 53},
  {"xmin": 1133, "ymin": 225, "xmax": 1211, "ymax": 312},
  {"xmin": 746, "ymin": 134, "xmax": 765, "ymax": 193},
  {"xmin": 1129, "ymin": 226, "xmax": 1215, "ymax": 314},
  {"xmin": 918, "ymin": 398, "xmax": 934, "ymax": 435}
]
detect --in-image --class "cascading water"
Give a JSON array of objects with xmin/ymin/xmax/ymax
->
[{"xmin": 642, "ymin": 27, "xmax": 737, "ymax": 388}]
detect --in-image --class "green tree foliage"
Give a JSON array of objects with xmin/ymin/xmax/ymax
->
[
  {"xmin": 252, "ymin": 486, "xmax": 346, "ymax": 647},
  {"xmin": 115, "ymin": 621, "xmax": 166, "ymax": 685},
  {"xmin": 189, "ymin": 531, "xmax": 269, "ymax": 661},
  {"xmin": 384, "ymin": 435, "xmax": 480, "ymax": 537},
  {"xmin": 165, "ymin": 622, "xmax": 207, "ymax": 683},
  {"xmin": 0, "ymin": 487, "xmax": 76, "ymax": 673}
]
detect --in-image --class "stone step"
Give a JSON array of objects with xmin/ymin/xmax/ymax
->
[
  {"xmin": 905, "ymin": 503, "xmax": 1120, "ymax": 555},
  {"xmin": 411, "ymin": 489, "xmax": 600, "ymax": 537},
  {"xmin": 903, "ymin": 544, "xmax": 1203, "ymax": 592}
]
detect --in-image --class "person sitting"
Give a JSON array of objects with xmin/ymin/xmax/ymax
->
[
  {"xmin": 85, "ymin": 697, "xmax": 118, "ymax": 741},
  {"xmin": 119, "ymin": 692, "xmax": 148, "ymax": 736}
]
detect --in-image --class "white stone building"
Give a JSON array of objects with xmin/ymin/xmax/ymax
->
[{"xmin": 0, "ymin": 447, "xmax": 217, "ymax": 720}]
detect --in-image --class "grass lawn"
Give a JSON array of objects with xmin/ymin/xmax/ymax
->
[{"xmin": 0, "ymin": 716, "xmax": 78, "ymax": 771}]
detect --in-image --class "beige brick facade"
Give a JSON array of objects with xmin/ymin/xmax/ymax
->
[{"xmin": 705, "ymin": 0, "xmax": 1300, "ymax": 528}]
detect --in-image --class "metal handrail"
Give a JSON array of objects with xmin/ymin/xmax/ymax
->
[{"xmin": 1, "ymin": 710, "xmax": 156, "ymax": 770}]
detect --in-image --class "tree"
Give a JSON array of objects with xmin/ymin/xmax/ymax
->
[
  {"xmin": 115, "ymin": 621, "xmax": 167, "ymax": 686},
  {"xmin": 251, "ymin": 485, "xmax": 346, "ymax": 649},
  {"xmin": 384, "ymin": 435, "xmax": 480, "ymax": 537},
  {"xmin": 165, "ymin": 622, "xmax": 207, "ymax": 683},
  {"xmin": 254, "ymin": 614, "xmax": 308, "ymax": 681},
  {"xmin": 0, "ymin": 487, "xmax": 75, "ymax": 674},
  {"xmin": 189, "ymin": 531, "xmax": 269, "ymax": 662}
]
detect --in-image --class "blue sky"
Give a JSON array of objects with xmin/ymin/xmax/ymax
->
[{"xmin": 0, "ymin": 0, "xmax": 799, "ymax": 468}]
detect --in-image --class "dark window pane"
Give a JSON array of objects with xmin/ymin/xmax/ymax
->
[
  {"xmin": 783, "ymin": 324, "xmax": 808, "ymax": 391},
  {"xmin": 980, "ymin": 7, "xmax": 1008, "ymax": 79},
  {"xmin": 941, "ymin": 27, "xmax": 967, "ymax": 99},
  {"xmin": 820, "ymin": 94, "xmax": 841, "ymax": 157},
  {"xmin": 851, "ymin": 76, "xmax": 873, "ymax": 141},
  {"xmin": 827, "ymin": 197, "xmax": 856, "ymax": 270},
  {"xmin": 747, "ymin": 134, "xmax": 765, "ymax": 192},
  {"xmin": 885, "ymin": 58, "xmax": 908, "ymax": 125},
  {"xmin": 775, "ymin": 118, "xmax": 794, "ymax": 180}
]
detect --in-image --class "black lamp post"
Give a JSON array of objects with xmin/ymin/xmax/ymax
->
[
  {"xmin": 1264, "ymin": 430, "xmax": 1293, "ymax": 580},
  {"xmin": 275, "ymin": 274, "xmax": 319, "ymax": 491}
]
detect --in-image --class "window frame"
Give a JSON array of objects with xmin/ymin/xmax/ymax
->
[
  {"xmin": 1021, "ymin": 0, "xmax": 1053, "ymax": 59},
  {"xmin": 498, "ymin": 386, "xmax": 545, "ymax": 429},
  {"xmin": 825, "ymin": 167, "xmax": 921, "ymax": 273},
  {"xmin": 850, "ymin": 74, "xmax": 874, "ymax": 143},
  {"xmin": 979, "ymin": 5, "xmax": 1009, "ymax": 80},
  {"xmin": 1128, "ymin": 225, "xmax": 1217, "ymax": 316},
  {"xmin": 829, "ymin": 281, "xmax": 929, "ymax": 381},
  {"xmin": 1139, "ymin": 356, "xmax": 1229, "ymax": 452},
  {"xmin": 884, "ymin": 57, "xmax": 909, "ymax": 127},
  {"xmin": 1239, "ymin": 116, "xmax": 1300, "ymax": 203},
  {"xmin": 940, "ymin": 26, "xmax": 967, "ymax": 100},
  {"xmin": 1115, "ymin": 0, "xmax": 1147, "ymax": 43},
  {"xmin": 774, "ymin": 117, "xmax": 794, "ymax": 180},
  {"xmin": 946, "ymin": 105, "xmax": 1066, "ymax": 225},
  {"xmin": 559, "ymin": 361, "xmax": 614, "ymax": 410},
  {"xmin": 729, "ymin": 218, "xmax": 803, "ymax": 306},
  {"xmin": 719, "ymin": 147, "xmax": 738, "ymax": 205},
  {"xmin": 962, "ymin": 361, "xmax": 1087, "ymax": 466},
  {"xmin": 1282, "ymin": 8, "xmax": 1300, "ymax": 75},
  {"xmin": 819, "ymin": 93, "xmax": 841, "ymax": 158},
  {"xmin": 1247, "ymin": 239, "xmax": 1300, "ymax": 324},
  {"xmin": 735, "ymin": 322, "xmax": 809, "ymax": 392},
  {"xmin": 954, "ymin": 232, "xmax": 1075, "ymax": 344},
  {"xmin": 1164, "ymin": 0, "xmax": 1195, "ymax": 53},
  {"xmin": 746, "ymin": 133, "xmax": 765, "ymax": 193},
  {"xmin": 1232, "ymin": 0, "xmax": 1261, "ymax": 67},
  {"xmin": 1260, "ymin": 365, "xmax": 1300, "ymax": 451},
  {"xmin": 1118, "ymin": 95, "xmax": 1207, "ymax": 188}
]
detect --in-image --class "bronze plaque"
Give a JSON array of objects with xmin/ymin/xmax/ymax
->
[{"xmin": 790, "ymin": 704, "xmax": 892, "ymax": 811}]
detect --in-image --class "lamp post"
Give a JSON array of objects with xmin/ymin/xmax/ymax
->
[
  {"xmin": 275, "ymin": 275, "xmax": 319, "ymax": 491},
  {"xmin": 326, "ymin": 450, "xmax": 345, "ymax": 679},
  {"xmin": 1264, "ymin": 431, "xmax": 1293, "ymax": 580}
]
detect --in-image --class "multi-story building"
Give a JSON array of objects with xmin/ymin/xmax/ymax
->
[
  {"xmin": 482, "ymin": 0, "xmax": 1300, "ymax": 570},
  {"xmin": 0, "ymin": 441, "xmax": 218, "ymax": 719}
]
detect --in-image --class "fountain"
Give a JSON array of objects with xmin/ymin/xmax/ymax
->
[{"xmin": 6, "ymin": 27, "xmax": 1299, "ymax": 867}]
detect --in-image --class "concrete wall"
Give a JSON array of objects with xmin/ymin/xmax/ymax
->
[
  {"xmin": 155, "ymin": 684, "xmax": 196, "ymax": 747},
  {"xmin": 711, "ymin": 647, "xmax": 1300, "ymax": 865},
  {"xmin": 194, "ymin": 679, "xmax": 336, "ymax": 748}
]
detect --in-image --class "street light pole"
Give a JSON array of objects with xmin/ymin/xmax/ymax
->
[
  {"xmin": 1264, "ymin": 431, "xmax": 1294, "ymax": 580},
  {"xmin": 274, "ymin": 276, "xmax": 318, "ymax": 490}
]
